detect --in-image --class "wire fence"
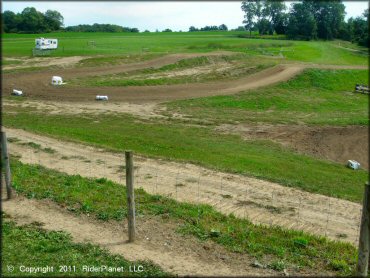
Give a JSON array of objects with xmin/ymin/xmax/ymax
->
[{"xmin": 8, "ymin": 138, "xmax": 363, "ymax": 246}]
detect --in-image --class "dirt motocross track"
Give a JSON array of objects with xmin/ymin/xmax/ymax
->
[
  {"xmin": 3, "ymin": 52, "xmax": 366, "ymax": 103},
  {"xmin": 2, "ymin": 53, "xmax": 368, "ymax": 246},
  {"xmin": 4, "ymin": 128, "xmax": 363, "ymax": 246}
]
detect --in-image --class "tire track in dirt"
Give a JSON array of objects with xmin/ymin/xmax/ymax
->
[
  {"xmin": 3, "ymin": 194, "xmax": 277, "ymax": 276},
  {"xmin": 5, "ymin": 127, "xmax": 362, "ymax": 245},
  {"xmin": 4, "ymin": 63, "xmax": 303, "ymax": 103},
  {"xmin": 3, "ymin": 50, "xmax": 367, "ymax": 103}
]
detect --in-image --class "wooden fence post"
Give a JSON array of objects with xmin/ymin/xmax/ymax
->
[
  {"xmin": 1, "ymin": 132, "xmax": 12, "ymax": 199},
  {"xmin": 356, "ymin": 182, "xmax": 370, "ymax": 276},
  {"xmin": 125, "ymin": 151, "xmax": 135, "ymax": 242}
]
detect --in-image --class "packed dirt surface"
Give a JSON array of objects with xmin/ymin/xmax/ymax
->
[
  {"xmin": 3, "ymin": 65, "xmax": 304, "ymax": 103},
  {"xmin": 217, "ymin": 124, "xmax": 369, "ymax": 169},
  {"xmin": 3, "ymin": 56, "xmax": 88, "ymax": 70},
  {"xmin": 3, "ymin": 52, "xmax": 367, "ymax": 103},
  {"xmin": 5, "ymin": 128, "xmax": 362, "ymax": 245},
  {"xmin": 3, "ymin": 193, "xmax": 334, "ymax": 276},
  {"xmin": 2, "ymin": 194, "xmax": 276, "ymax": 276},
  {"xmin": 4, "ymin": 98, "xmax": 161, "ymax": 119}
]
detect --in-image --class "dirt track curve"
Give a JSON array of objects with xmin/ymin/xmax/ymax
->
[
  {"xmin": 3, "ymin": 52, "xmax": 367, "ymax": 103},
  {"xmin": 5, "ymin": 128, "xmax": 362, "ymax": 245}
]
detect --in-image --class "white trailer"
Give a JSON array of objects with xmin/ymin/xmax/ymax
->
[{"xmin": 35, "ymin": 38, "xmax": 58, "ymax": 50}]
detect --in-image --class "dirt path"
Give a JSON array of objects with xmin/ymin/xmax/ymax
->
[
  {"xmin": 4, "ymin": 52, "xmax": 367, "ymax": 103},
  {"xmin": 3, "ymin": 194, "xmax": 279, "ymax": 276},
  {"xmin": 5, "ymin": 128, "xmax": 362, "ymax": 245},
  {"xmin": 3, "ymin": 64, "xmax": 304, "ymax": 103},
  {"xmin": 3, "ymin": 56, "xmax": 88, "ymax": 70}
]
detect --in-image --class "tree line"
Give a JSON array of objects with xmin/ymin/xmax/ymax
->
[
  {"xmin": 65, "ymin": 24, "xmax": 139, "ymax": 33},
  {"xmin": 241, "ymin": 0, "xmax": 369, "ymax": 46},
  {"xmin": 2, "ymin": 3, "xmax": 369, "ymax": 47},
  {"xmin": 1, "ymin": 7, "xmax": 140, "ymax": 33},
  {"xmin": 2, "ymin": 7, "xmax": 63, "ymax": 33},
  {"xmin": 189, "ymin": 24, "xmax": 229, "ymax": 32}
]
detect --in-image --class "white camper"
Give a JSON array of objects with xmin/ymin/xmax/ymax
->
[
  {"xmin": 35, "ymin": 38, "xmax": 58, "ymax": 50},
  {"xmin": 51, "ymin": 76, "xmax": 63, "ymax": 85}
]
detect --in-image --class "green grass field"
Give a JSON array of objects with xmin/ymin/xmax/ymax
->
[
  {"xmin": 3, "ymin": 31, "xmax": 369, "ymax": 276},
  {"xmin": 2, "ymin": 215, "xmax": 167, "ymax": 277},
  {"xmin": 165, "ymin": 69, "xmax": 369, "ymax": 126},
  {"xmin": 9, "ymin": 160, "xmax": 358, "ymax": 275},
  {"xmin": 2, "ymin": 32, "xmax": 367, "ymax": 65},
  {"xmin": 3, "ymin": 105, "xmax": 367, "ymax": 202}
]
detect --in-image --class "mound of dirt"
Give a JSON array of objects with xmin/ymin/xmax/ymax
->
[{"xmin": 217, "ymin": 124, "xmax": 369, "ymax": 169}]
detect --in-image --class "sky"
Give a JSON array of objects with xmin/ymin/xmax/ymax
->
[{"xmin": 2, "ymin": 1, "xmax": 369, "ymax": 32}]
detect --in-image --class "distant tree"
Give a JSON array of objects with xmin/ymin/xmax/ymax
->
[
  {"xmin": 200, "ymin": 25, "xmax": 219, "ymax": 31},
  {"xmin": 65, "ymin": 24, "xmax": 139, "ymax": 33},
  {"xmin": 233, "ymin": 26, "xmax": 246, "ymax": 31},
  {"xmin": 241, "ymin": 0, "xmax": 286, "ymax": 35},
  {"xmin": 274, "ymin": 13, "xmax": 288, "ymax": 34},
  {"xmin": 18, "ymin": 7, "xmax": 46, "ymax": 33},
  {"xmin": 218, "ymin": 24, "xmax": 228, "ymax": 31},
  {"xmin": 2, "ymin": 11, "xmax": 19, "ymax": 33},
  {"xmin": 241, "ymin": 1, "xmax": 256, "ymax": 35},
  {"xmin": 2, "ymin": 7, "xmax": 66, "ymax": 33},
  {"xmin": 302, "ymin": 0, "xmax": 345, "ymax": 40},
  {"xmin": 348, "ymin": 12, "xmax": 369, "ymax": 47},
  {"xmin": 257, "ymin": 18, "xmax": 272, "ymax": 35},
  {"xmin": 143, "ymin": 29, "xmax": 150, "ymax": 32},
  {"xmin": 189, "ymin": 26, "xmax": 198, "ymax": 32},
  {"xmin": 162, "ymin": 28, "xmax": 172, "ymax": 32},
  {"xmin": 263, "ymin": 0, "xmax": 286, "ymax": 34},
  {"xmin": 44, "ymin": 10, "xmax": 64, "ymax": 31},
  {"xmin": 286, "ymin": 3, "xmax": 317, "ymax": 40}
]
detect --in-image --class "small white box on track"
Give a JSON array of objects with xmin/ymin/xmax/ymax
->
[
  {"xmin": 12, "ymin": 89, "xmax": 23, "ymax": 96},
  {"xmin": 96, "ymin": 95, "xmax": 109, "ymax": 101},
  {"xmin": 347, "ymin": 160, "xmax": 360, "ymax": 170}
]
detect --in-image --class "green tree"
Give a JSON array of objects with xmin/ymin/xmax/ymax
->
[
  {"xmin": 350, "ymin": 14, "xmax": 369, "ymax": 47},
  {"xmin": 257, "ymin": 18, "xmax": 272, "ymax": 35},
  {"xmin": 302, "ymin": 0, "xmax": 345, "ymax": 40},
  {"xmin": 286, "ymin": 3, "xmax": 317, "ymax": 40},
  {"xmin": 18, "ymin": 7, "xmax": 46, "ymax": 33},
  {"xmin": 218, "ymin": 24, "xmax": 228, "ymax": 31},
  {"xmin": 274, "ymin": 12, "xmax": 288, "ymax": 34},
  {"xmin": 2, "ymin": 11, "xmax": 20, "ymax": 33},
  {"xmin": 189, "ymin": 26, "xmax": 198, "ymax": 32},
  {"xmin": 263, "ymin": 0, "xmax": 286, "ymax": 34},
  {"xmin": 241, "ymin": 0, "xmax": 256, "ymax": 35},
  {"xmin": 44, "ymin": 10, "xmax": 64, "ymax": 31}
]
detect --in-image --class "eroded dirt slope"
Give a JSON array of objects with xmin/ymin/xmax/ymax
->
[
  {"xmin": 217, "ymin": 124, "xmax": 369, "ymax": 169},
  {"xmin": 5, "ymin": 128, "xmax": 362, "ymax": 245}
]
